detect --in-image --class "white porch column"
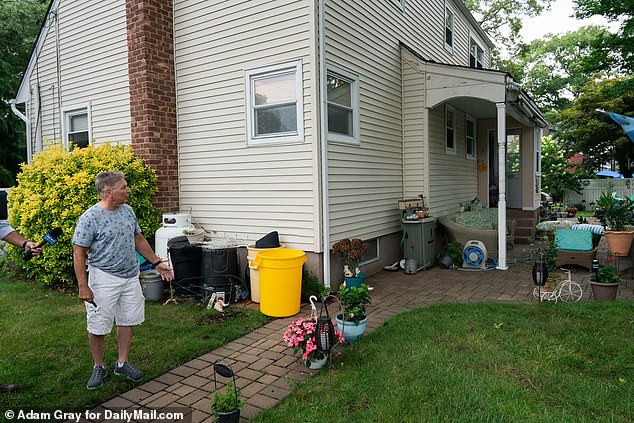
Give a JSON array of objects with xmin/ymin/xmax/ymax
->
[{"xmin": 496, "ymin": 102, "xmax": 508, "ymax": 270}]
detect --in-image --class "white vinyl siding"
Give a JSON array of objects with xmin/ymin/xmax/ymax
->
[
  {"xmin": 26, "ymin": 0, "xmax": 131, "ymax": 151},
  {"xmin": 174, "ymin": 0, "xmax": 316, "ymax": 251},
  {"xmin": 402, "ymin": 51, "xmax": 426, "ymax": 198}
]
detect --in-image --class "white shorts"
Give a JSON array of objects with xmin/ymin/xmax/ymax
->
[{"xmin": 86, "ymin": 266, "xmax": 144, "ymax": 335}]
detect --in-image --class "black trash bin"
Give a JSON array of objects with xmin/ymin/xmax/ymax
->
[
  {"xmin": 168, "ymin": 236, "xmax": 202, "ymax": 297},
  {"xmin": 200, "ymin": 247, "xmax": 239, "ymax": 300}
]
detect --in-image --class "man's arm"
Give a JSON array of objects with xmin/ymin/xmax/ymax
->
[
  {"xmin": 73, "ymin": 244, "xmax": 93, "ymax": 302},
  {"xmin": 3, "ymin": 231, "xmax": 42, "ymax": 255},
  {"xmin": 134, "ymin": 233, "xmax": 174, "ymax": 281}
]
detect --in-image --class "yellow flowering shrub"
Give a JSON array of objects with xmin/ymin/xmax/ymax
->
[{"xmin": 7, "ymin": 144, "xmax": 161, "ymax": 287}]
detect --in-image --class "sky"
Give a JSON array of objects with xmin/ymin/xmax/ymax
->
[{"xmin": 520, "ymin": 0, "xmax": 620, "ymax": 42}]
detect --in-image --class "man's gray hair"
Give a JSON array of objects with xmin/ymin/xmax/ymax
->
[{"xmin": 95, "ymin": 171, "xmax": 126, "ymax": 198}]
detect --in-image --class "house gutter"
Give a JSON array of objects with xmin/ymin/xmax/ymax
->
[
  {"xmin": 318, "ymin": 0, "xmax": 330, "ymax": 288},
  {"xmin": 10, "ymin": 100, "xmax": 32, "ymax": 163}
]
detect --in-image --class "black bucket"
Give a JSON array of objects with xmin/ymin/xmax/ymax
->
[
  {"xmin": 168, "ymin": 236, "xmax": 202, "ymax": 296},
  {"xmin": 255, "ymin": 231, "xmax": 280, "ymax": 248},
  {"xmin": 201, "ymin": 247, "xmax": 239, "ymax": 296}
]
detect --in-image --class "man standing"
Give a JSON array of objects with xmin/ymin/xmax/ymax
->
[
  {"xmin": 0, "ymin": 221, "xmax": 42, "ymax": 393},
  {"xmin": 73, "ymin": 171, "xmax": 173, "ymax": 390}
]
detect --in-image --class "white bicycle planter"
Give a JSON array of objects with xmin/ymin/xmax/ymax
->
[{"xmin": 532, "ymin": 268, "xmax": 583, "ymax": 302}]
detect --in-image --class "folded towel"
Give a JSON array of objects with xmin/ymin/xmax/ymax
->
[{"xmin": 571, "ymin": 224, "xmax": 604, "ymax": 235}]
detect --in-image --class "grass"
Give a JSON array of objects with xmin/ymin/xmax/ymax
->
[
  {"xmin": 256, "ymin": 302, "xmax": 633, "ymax": 423},
  {"xmin": 576, "ymin": 211, "xmax": 595, "ymax": 218},
  {"xmin": 0, "ymin": 273, "xmax": 271, "ymax": 411}
]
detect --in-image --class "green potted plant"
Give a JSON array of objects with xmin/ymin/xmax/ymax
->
[
  {"xmin": 438, "ymin": 241, "xmax": 463, "ymax": 268},
  {"xmin": 590, "ymin": 258, "xmax": 621, "ymax": 300},
  {"xmin": 331, "ymin": 238, "xmax": 369, "ymax": 288},
  {"xmin": 595, "ymin": 192, "xmax": 634, "ymax": 255},
  {"xmin": 211, "ymin": 382, "xmax": 243, "ymax": 423},
  {"xmin": 335, "ymin": 283, "xmax": 371, "ymax": 343}
]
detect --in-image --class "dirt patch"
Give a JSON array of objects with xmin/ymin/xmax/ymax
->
[{"xmin": 198, "ymin": 309, "xmax": 246, "ymax": 325}]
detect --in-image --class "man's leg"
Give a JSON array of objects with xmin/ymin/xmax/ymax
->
[
  {"xmin": 116, "ymin": 325, "xmax": 133, "ymax": 364},
  {"xmin": 88, "ymin": 333, "xmax": 106, "ymax": 366}
]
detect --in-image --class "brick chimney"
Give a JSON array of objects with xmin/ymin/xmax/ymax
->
[{"xmin": 126, "ymin": 0, "xmax": 178, "ymax": 212}]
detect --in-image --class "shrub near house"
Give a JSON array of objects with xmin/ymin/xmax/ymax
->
[{"xmin": 7, "ymin": 144, "xmax": 161, "ymax": 287}]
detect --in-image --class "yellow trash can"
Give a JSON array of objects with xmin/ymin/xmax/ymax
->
[
  {"xmin": 247, "ymin": 243, "xmax": 285, "ymax": 303},
  {"xmin": 251, "ymin": 248, "xmax": 306, "ymax": 317}
]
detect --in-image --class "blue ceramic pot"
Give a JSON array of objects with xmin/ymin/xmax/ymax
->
[
  {"xmin": 344, "ymin": 274, "xmax": 365, "ymax": 289},
  {"xmin": 335, "ymin": 314, "xmax": 367, "ymax": 343}
]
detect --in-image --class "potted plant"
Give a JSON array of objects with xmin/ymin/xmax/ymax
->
[
  {"xmin": 590, "ymin": 258, "xmax": 621, "ymax": 300},
  {"xmin": 210, "ymin": 382, "xmax": 243, "ymax": 423},
  {"xmin": 183, "ymin": 227, "xmax": 205, "ymax": 244},
  {"xmin": 566, "ymin": 206, "xmax": 578, "ymax": 217},
  {"xmin": 438, "ymin": 241, "xmax": 463, "ymax": 268},
  {"xmin": 335, "ymin": 283, "xmax": 371, "ymax": 343},
  {"xmin": 331, "ymin": 238, "xmax": 368, "ymax": 288},
  {"xmin": 282, "ymin": 315, "xmax": 344, "ymax": 370},
  {"xmin": 531, "ymin": 236, "xmax": 557, "ymax": 286},
  {"xmin": 595, "ymin": 192, "xmax": 634, "ymax": 255}
]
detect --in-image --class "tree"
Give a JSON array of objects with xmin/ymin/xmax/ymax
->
[
  {"xmin": 557, "ymin": 76, "xmax": 634, "ymax": 177},
  {"xmin": 464, "ymin": 0, "xmax": 553, "ymax": 57},
  {"xmin": 0, "ymin": 0, "xmax": 49, "ymax": 186},
  {"xmin": 540, "ymin": 135, "xmax": 583, "ymax": 201},
  {"xmin": 574, "ymin": 0, "xmax": 633, "ymax": 72}
]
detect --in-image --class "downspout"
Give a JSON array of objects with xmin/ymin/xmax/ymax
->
[
  {"xmin": 318, "ymin": 0, "xmax": 330, "ymax": 287},
  {"xmin": 10, "ymin": 99, "xmax": 32, "ymax": 163},
  {"xmin": 54, "ymin": 8, "xmax": 62, "ymax": 140}
]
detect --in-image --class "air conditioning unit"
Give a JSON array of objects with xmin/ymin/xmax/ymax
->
[{"xmin": 463, "ymin": 240, "xmax": 487, "ymax": 269}]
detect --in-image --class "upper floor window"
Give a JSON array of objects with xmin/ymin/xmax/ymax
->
[
  {"xmin": 470, "ymin": 38, "xmax": 484, "ymax": 68},
  {"xmin": 62, "ymin": 103, "xmax": 91, "ymax": 149},
  {"xmin": 245, "ymin": 61, "xmax": 303, "ymax": 145},
  {"xmin": 446, "ymin": 104, "xmax": 456, "ymax": 154},
  {"xmin": 445, "ymin": 8, "xmax": 454, "ymax": 51},
  {"xmin": 327, "ymin": 67, "xmax": 359, "ymax": 144},
  {"xmin": 466, "ymin": 116, "xmax": 476, "ymax": 160}
]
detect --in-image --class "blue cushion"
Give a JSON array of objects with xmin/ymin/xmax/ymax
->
[{"xmin": 555, "ymin": 229, "xmax": 593, "ymax": 251}]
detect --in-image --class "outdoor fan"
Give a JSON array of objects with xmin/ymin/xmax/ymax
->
[{"xmin": 462, "ymin": 240, "xmax": 487, "ymax": 269}]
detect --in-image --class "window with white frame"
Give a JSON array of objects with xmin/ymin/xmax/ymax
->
[
  {"xmin": 327, "ymin": 67, "xmax": 359, "ymax": 144},
  {"xmin": 466, "ymin": 116, "xmax": 476, "ymax": 160},
  {"xmin": 445, "ymin": 8, "xmax": 454, "ymax": 51},
  {"xmin": 469, "ymin": 38, "xmax": 484, "ymax": 68},
  {"xmin": 445, "ymin": 105, "xmax": 456, "ymax": 154},
  {"xmin": 245, "ymin": 61, "xmax": 303, "ymax": 144},
  {"xmin": 62, "ymin": 104, "xmax": 91, "ymax": 149}
]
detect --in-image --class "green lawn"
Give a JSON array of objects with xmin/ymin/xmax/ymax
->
[
  {"xmin": 256, "ymin": 302, "xmax": 633, "ymax": 423},
  {"xmin": 0, "ymin": 273, "xmax": 271, "ymax": 411}
]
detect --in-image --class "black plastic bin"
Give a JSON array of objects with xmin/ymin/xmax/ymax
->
[
  {"xmin": 201, "ymin": 247, "xmax": 239, "ymax": 299},
  {"xmin": 167, "ymin": 236, "xmax": 202, "ymax": 296}
]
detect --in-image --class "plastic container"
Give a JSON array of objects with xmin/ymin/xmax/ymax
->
[
  {"xmin": 139, "ymin": 270, "xmax": 164, "ymax": 301},
  {"xmin": 246, "ymin": 243, "xmax": 286, "ymax": 303},
  {"xmin": 251, "ymin": 249, "xmax": 306, "ymax": 317},
  {"xmin": 167, "ymin": 236, "xmax": 202, "ymax": 297},
  {"xmin": 201, "ymin": 247, "xmax": 239, "ymax": 297}
]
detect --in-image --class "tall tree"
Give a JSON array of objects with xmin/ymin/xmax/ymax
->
[
  {"xmin": 574, "ymin": 0, "xmax": 633, "ymax": 72},
  {"xmin": 0, "ymin": 0, "xmax": 49, "ymax": 186},
  {"xmin": 557, "ymin": 76, "xmax": 634, "ymax": 177}
]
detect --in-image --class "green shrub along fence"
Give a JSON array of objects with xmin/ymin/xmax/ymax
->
[{"xmin": 7, "ymin": 144, "xmax": 162, "ymax": 287}]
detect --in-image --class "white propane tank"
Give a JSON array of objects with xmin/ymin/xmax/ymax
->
[{"xmin": 155, "ymin": 213, "xmax": 193, "ymax": 264}]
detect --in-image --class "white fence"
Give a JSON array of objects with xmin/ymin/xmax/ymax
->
[{"xmin": 563, "ymin": 179, "xmax": 634, "ymax": 210}]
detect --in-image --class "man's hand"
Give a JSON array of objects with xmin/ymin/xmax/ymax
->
[
  {"xmin": 156, "ymin": 262, "xmax": 174, "ymax": 282},
  {"xmin": 24, "ymin": 241, "xmax": 43, "ymax": 257},
  {"xmin": 78, "ymin": 285, "xmax": 94, "ymax": 303}
]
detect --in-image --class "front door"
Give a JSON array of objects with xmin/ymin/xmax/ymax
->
[{"xmin": 489, "ymin": 129, "xmax": 522, "ymax": 209}]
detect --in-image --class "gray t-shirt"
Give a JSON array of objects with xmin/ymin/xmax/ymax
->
[
  {"xmin": 72, "ymin": 203, "xmax": 142, "ymax": 278},
  {"xmin": 0, "ymin": 220, "xmax": 15, "ymax": 240}
]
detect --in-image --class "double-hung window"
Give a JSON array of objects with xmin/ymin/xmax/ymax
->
[
  {"xmin": 445, "ymin": 8, "xmax": 454, "ymax": 51},
  {"xmin": 327, "ymin": 67, "xmax": 359, "ymax": 144},
  {"xmin": 466, "ymin": 116, "xmax": 476, "ymax": 160},
  {"xmin": 62, "ymin": 103, "xmax": 91, "ymax": 149},
  {"xmin": 446, "ymin": 104, "xmax": 456, "ymax": 154},
  {"xmin": 245, "ymin": 61, "xmax": 303, "ymax": 144},
  {"xmin": 469, "ymin": 38, "xmax": 484, "ymax": 68}
]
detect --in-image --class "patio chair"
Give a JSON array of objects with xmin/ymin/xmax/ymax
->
[{"xmin": 554, "ymin": 229, "xmax": 600, "ymax": 271}]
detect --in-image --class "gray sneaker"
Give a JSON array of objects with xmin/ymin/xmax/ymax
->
[
  {"xmin": 86, "ymin": 365, "xmax": 107, "ymax": 390},
  {"xmin": 113, "ymin": 361, "xmax": 144, "ymax": 382}
]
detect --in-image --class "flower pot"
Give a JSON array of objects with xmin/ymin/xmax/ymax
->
[
  {"xmin": 439, "ymin": 255, "xmax": 453, "ymax": 269},
  {"xmin": 185, "ymin": 228, "xmax": 205, "ymax": 244},
  {"xmin": 343, "ymin": 274, "xmax": 365, "ymax": 289},
  {"xmin": 604, "ymin": 231, "xmax": 634, "ymax": 256},
  {"xmin": 214, "ymin": 408, "xmax": 240, "ymax": 423},
  {"xmin": 590, "ymin": 281, "xmax": 619, "ymax": 300},
  {"xmin": 335, "ymin": 315, "xmax": 367, "ymax": 343},
  {"xmin": 305, "ymin": 353, "xmax": 328, "ymax": 370}
]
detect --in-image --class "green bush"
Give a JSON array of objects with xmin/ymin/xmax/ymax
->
[{"xmin": 7, "ymin": 144, "xmax": 162, "ymax": 287}]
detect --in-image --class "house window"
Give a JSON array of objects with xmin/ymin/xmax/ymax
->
[
  {"xmin": 445, "ymin": 8, "xmax": 454, "ymax": 51},
  {"xmin": 327, "ymin": 67, "xmax": 359, "ymax": 144},
  {"xmin": 360, "ymin": 238, "xmax": 379, "ymax": 264},
  {"xmin": 466, "ymin": 116, "xmax": 476, "ymax": 160},
  {"xmin": 469, "ymin": 38, "xmax": 484, "ymax": 68},
  {"xmin": 62, "ymin": 104, "xmax": 91, "ymax": 149},
  {"xmin": 445, "ymin": 105, "xmax": 456, "ymax": 154},
  {"xmin": 245, "ymin": 61, "xmax": 303, "ymax": 144}
]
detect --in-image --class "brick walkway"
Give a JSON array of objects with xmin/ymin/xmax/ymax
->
[{"xmin": 86, "ymin": 247, "xmax": 633, "ymax": 423}]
